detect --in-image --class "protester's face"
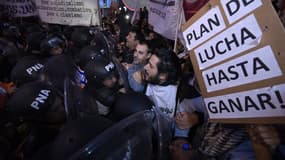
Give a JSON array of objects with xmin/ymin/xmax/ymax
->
[
  {"xmin": 144, "ymin": 54, "xmax": 160, "ymax": 84},
  {"xmin": 133, "ymin": 43, "xmax": 150, "ymax": 64},
  {"xmin": 126, "ymin": 32, "xmax": 137, "ymax": 50}
]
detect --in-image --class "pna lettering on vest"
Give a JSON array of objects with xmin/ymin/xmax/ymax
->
[{"xmin": 30, "ymin": 90, "xmax": 51, "ymax": 110}]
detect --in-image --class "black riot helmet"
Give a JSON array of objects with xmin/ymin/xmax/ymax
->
[
  {"xmin": 0, "ymin": 38, "xmax": 21, "ymax": 80},
  {"xmin": 89, "ymin": 27, "xmax": 118, "ymax": 58},
  {"xmin": 84, "ymin": 57, "xmax": 118, "ymax": 89},
  {"xmin": 6, "ymin": 81, "xmax": 65, "ymax": 124},
  {"xmin": 5, "ymin": 81, "xmax": 67, "ymax": 158},
  {"xmin": 40, "ymin": 33, "xmax": 66, "ymax": 56},
  {"xmin": 40, "ymin": 54, "xmax": 78, "ymax": 93},
  {"xmin": 0, "ymin": 38, "xmax": 20, "ymax": 59},
  {"xmin": 71, "ymin": 27, "xmax": 93, "ymax": 48},
  {"xmin": 89, "ymin": 28, "xmax": 111, "ymax": 53},
  {"xmin": 76, "ymin": 45, "xmax": 106, "ymax": 68},
  {"xmin": 26, "ymin": 32, "xmax": 47, "ymax": 54},
  {"xmin": 0, "ymin": 21, "xmax": 26, "ymax": 49},
  {"xmin": 0, "ymin": 21, "xmax": 21, "ymax": 38},
  {"xmin": 10, "ymin": 56, "xmax": 44, "ymax": 86}
]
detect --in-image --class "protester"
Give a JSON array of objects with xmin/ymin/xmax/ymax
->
[
  {"xmin": 121, "ymin": 27, "xmax": 145, "ymax": 64},
  {"xmin": 144, "ymin": 48, "xmax": 181, "ymax": 118},
  {"xmin": 174, "ymin": 73, "xmax": 208, "ymax": 137},
  {"xmin": 125, "ymin": 40, "xmax": 152, "ymax": 92}
]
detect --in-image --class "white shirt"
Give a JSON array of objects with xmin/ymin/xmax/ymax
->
[
  {"xmin": 177, "ymin": 96, "xmax": 209, "ymax": 121},
  {"xmin": 145, "ymin": 84, "xmax": 178, "ymax": 118}
]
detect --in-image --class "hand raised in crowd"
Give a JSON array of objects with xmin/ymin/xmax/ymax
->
[
  {"xmin": 247, "ymin": 125, "xmax": 281, "ymax": 151},
  {"xmin": 121, "ymin": 62, "xmax": 134, "ymax": 70},
  {"xmin": 175, "ymin": 112, "xmax": 200, "ymax": 130}
]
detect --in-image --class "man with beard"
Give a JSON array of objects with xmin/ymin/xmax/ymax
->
[{"xmin": 143, "ymin": 48, "xmax": 181, "ymax": 118}]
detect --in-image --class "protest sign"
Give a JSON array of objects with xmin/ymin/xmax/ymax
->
[
  {"xmin": 205, "ymin": 83, "xmax": 285, "ymax": 123},
  {"xmin": 148, "ymin": 0, "xmax": 183, "ymax": 40},
  {"xmin": 182, "ymin": 0, "xmax": 285, "ymax": 123}
]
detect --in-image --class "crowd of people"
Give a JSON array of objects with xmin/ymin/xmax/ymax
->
[{"xmin": 0, "ymin": 7, "xmax": 284, "ymax": 160}]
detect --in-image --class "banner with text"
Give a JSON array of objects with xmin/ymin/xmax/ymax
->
[
  {"xmin": 1, "ymin": 0, "xmax": 37, "ymax": 17},
  {"xmin": 182, "ymin": 0, "xmax": 285, "ymax": 123},
  {"xmin": 147, "ymin": 0, "xmax": 183, "ymax": 40},
  {"xmin": 34, "ymin": 0, "xmax": 100, "ymax": 26}
]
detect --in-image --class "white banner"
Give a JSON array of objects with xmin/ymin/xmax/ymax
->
[
  {"xmin": 205, "ymin": 83, "xmax": 285, "ymax": 119},
  {"xmin": 34, "ymin": 0, "xmax": 100, "ymax": 26},
  {"xmin": 147, "ymin": 0, "xmax": 183, "ymax": 40},
  {"xmin": 1, "ymin": 0, "xmax": 38, "ymax": 17}
]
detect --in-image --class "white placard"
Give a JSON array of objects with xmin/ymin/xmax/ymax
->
[
  {"xmin": 202, "ymin": 45, "xmax": 282, "ymax": 92},
  {"xmin": 182, "ymin": 6, "xmax": 226, "ymax": 50},
  {"xmin": 148, "ymin": 0, "xmax": 182, "ymax": 40},
  {"xmin": 205, "ymin": 83, "xmax": 285, "ymax": 119},
  {"xmin": 1, "ymin": 0, "xmax": 38, "ymax": 17},
  {"xmin": 35, "ymin": 0, "xmax": 100, "ymax": 26},
  {"xmin": 195, "ymin": 14, "xmax": 262, "ymax": 69},
  {"xmin": 221, "ymin": 0, "xmax": 263, "ymax": 24}
]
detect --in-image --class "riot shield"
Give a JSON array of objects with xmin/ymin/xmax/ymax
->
[
  {"xmin": 63, "ymin": 77, "xmax": 79, "ymax": 120},
  {"xmin": 69, "ymin": 108, "xmax": 173, "ymax": 160},
  {"xmin": 112, "ymin": 56, "xmax": 132, "ymax": 93},
  {"xmin": 89, "ymin": 28, "xmax": 131, "ymax": 92}
]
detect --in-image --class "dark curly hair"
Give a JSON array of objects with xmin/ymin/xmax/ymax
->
[{"xmin": 154, "ymin": 48, "xmax": 181, "ymax": 85}]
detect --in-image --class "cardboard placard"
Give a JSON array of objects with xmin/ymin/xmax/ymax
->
[
  {"xmin": 1, "ymin": 0, "xmax": 38, "ymax": 17},
  {"xmin": 34, "ymin": 0, "xmax": 100, "ymax": 26},
  {"xmin": 182, "ymin": 0, "xmax": 285, "ymax": 123}
]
